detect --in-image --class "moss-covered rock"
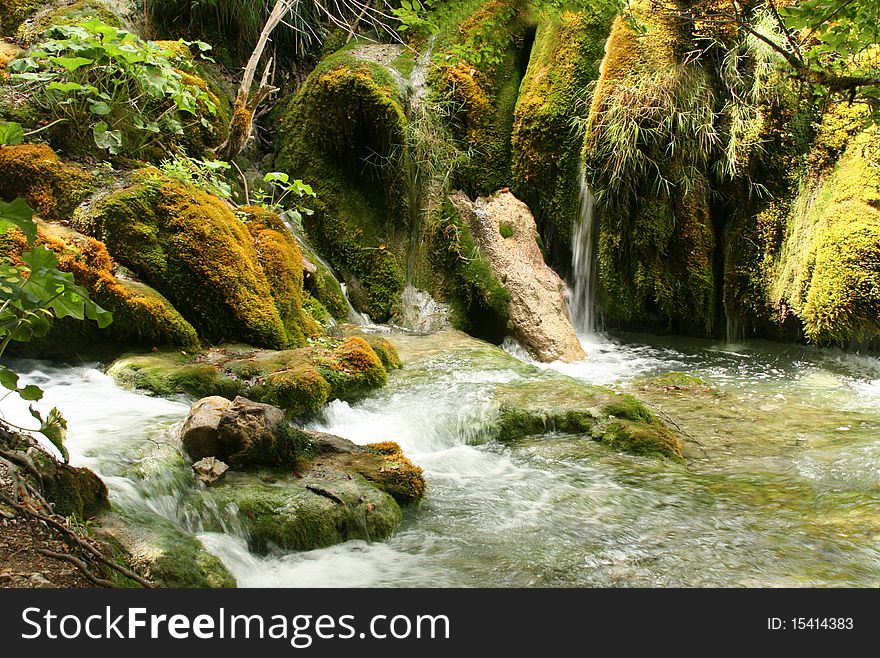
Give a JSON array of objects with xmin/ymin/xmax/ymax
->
[
  {"xmin": 83, "ymin": 172, "xmax": 306, "ymax": 349},
  {"xmin": 28, "ymin": 450, "xmax": 109, "ymax": 519},
  {"xmin": 109, "ymin": 336, "xmax": 400, "ymax": 415},
  {"xmin": 1, "ymin": 221, "xmax": 201, "ymax": 350},
  {"xmin": 582, "ymin": 3, "xmax": 717, "ymax": 334},
  {"xmin": 0, "ymin": 144, "xmax": 95, "ymax": 219},
  {"xmin": 100, "ymin": 514, "xmax": 235, "ymax": 588},
  {"xmin": 491, "ymin": 378, "xmax": 685, "ymax": 463},
  {"xmin": 0, "ymin": 0, "xmax": 43, "ymax": 36},
  {"xmin": 511, "ymin": 9, "xmax": 613, "ymax": 263},
  {"xmin": 769, "ymin": 103, "xmax": 880, "ymax": 345},
  {"xmin": 194, "ymin": 468, "xmax": 403, "ymax": 554},
  {"xmin": 430, "ymin": 0, "xmax": 532, "ymax": 196},
  {"xmin": 275, "ymin": 52, "xmax": 407, "ymax": 322}
]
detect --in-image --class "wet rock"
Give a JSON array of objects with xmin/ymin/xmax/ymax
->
[
  {"xmin": 192, "ymin": 457, "xmax": 229, "ymax": 486},
  {"xmin": 448, "ymin": 191, "xmax": 586, "ymax": 362},
  {"xmin": 215, "ymin": 396, "xmax": 305, "ymax": 466},
  {"xmin": 181, "ymin": 396, "xmax": 232, "ymax": 461},
  {"xmin": 27, "ymin": 448, "xmax": 109, "ymax": 519}
]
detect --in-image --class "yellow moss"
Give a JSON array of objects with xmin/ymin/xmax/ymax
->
[
  {"xmin": 241, "ymin": 205, "xmax": 316, "ymax": 344},
  {"xmin": 364, "ymin": 441, "xmax": 426, "ymax": 504},
  {"xmin": 86, "ymin": 173, "xmax": 297, "ymax": 349},
  {"xmin": 0, "ymin": 144, "xmax": 95, "ymax": 218}
]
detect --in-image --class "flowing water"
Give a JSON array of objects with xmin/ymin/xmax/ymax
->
[
  {"xmin": 4, "ymin": 330, "xmax": 880, "ymax": 587},
  {"xmin": 569, "ymin": 170, "xmax": 599, "ymax": 334}
]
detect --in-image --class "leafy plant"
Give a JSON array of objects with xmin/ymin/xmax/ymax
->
[
  {"xmin": 8, "ymin": 19, "xmax": 216, "ymax": 156},
  {"xmin": 252, "ymin": 172, "xmax": 316, "ymax": 223},
  {"xmin": 0, "ymin": 197, "xmax": 112, "ymax": 461},
  {"xmin": 159, "ymin": 153, "xmax": 233, "ymax": 199}
]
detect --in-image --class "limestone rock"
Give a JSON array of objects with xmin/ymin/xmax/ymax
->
[
  {"xmin": 181, "ymin": 396, "xmax": 233, "ymax": 461},
  {"xmin": 449, "ymin": 191, "xmax": 586, "ymax": 362},
  {"xmin": 192, "ymin": 457, "xmax": 229, "ymax": 486}
]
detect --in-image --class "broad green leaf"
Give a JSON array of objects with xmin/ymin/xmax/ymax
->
[
  {"xmin": 49, "ymin": 56, "xmax": 93, "ymax": 72},
  {"xmin": 0, "ymin": 366, "xmax": 19, "ymax": 391},
  {"xmin": 18, "ymin": 384, "xmax": 43, "ymax": 401},
  {"xmin": 30, "ymin": 406, "xmax": 69, "ymax": 463},
  {"xmin": 47, "ymin": 81, "xmax": 85, "ymax": 93},
  {"xmin": 0, "ymin": 198, "xmax": 36, "ymax": 244},
  {"xmin": 264, "ymin": 172, "xmax": 289, "ymax": 184},
  {"xmin": 89, "ymin": 101, "xmax": 111, "ymax": 115},
  {"xmin": 93, "ymin": 121, "xmax": 122, "ymax": 154},
  {"xmin": 0, "ymin": 121, "xmax": 25, "ymax": 145}
]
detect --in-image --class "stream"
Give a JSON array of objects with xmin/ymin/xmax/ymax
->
[{"xmin": 4, "ymin": 330, "xmax": 880, "ymax": 587}]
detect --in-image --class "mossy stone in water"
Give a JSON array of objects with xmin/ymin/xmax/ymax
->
[
  {"xmin": 198, "ymin": 469, "xmax": 402, "ymax": 554},
  {"xmin": 492, "ymin": 377, "xmax": 684, "ymax": 463}
]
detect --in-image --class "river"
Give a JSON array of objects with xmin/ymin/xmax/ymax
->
[{"xmin": 4, "ymin": 330, "xmax": 880, "ymax": 587}]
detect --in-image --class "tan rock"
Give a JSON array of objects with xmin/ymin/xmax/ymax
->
[{"xmin": 449, "ymin": 191, "xmax": 586, "ymax": 362}]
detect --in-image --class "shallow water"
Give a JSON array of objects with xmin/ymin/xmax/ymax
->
[{"xmin": 4, "ymin": 330, "xmax": 879, "ymax": 587}]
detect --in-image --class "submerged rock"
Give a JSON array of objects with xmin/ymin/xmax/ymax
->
[
  {"xmin": 491, "ymin": 378, "xmax": 684, "ymax": 463},
  {"xmin": 448, "ymin": 191, "xmax": 586, "ymax": 362}
]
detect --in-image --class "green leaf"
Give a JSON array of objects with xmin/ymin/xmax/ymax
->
[
  {"xmin": 18, "ymin": 384, "xmax": 43, "ymax": 401},
  {"xmin": 49, "ymin": 56, "xmax": 93, "ymax": 72},
  {"xmin": 93, "ymin": 121, "xmax": 122, "ymax": 154},
  {"xmin": 47, "ymin": 81, "xmax": 85, "ymax": 93},
  {"xmin": 0, "ymin": 366, "xmax": 19, "ymax": 391},
  {"xmin": 89, "ymin": 101, "xmax": 111, "ymax": 115},
  {"xmin": 0, "ymin": 121, "xmax": 25, "ymax": 145},
  {"xmin": 263, "ymin": 172, "xmax": 289, "ymax": 184},
  {"xmin": 30, "ymin": 406, "xmax": 69, "ymax": 463},
  {"xmin": 0, "ymin": 198, "xmax": 36, "ymax": 244}
]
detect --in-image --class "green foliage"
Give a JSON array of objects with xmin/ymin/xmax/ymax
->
[
  {"xmin": 8, "ymin": 19, "xmax": 216, "ymax": 156},
  {"xmin": 252, "ymin": 172, "xmax": 316, "ymax": 224},
  {"xmin": 159, "ymin": 153, "xmax": 232, "ymax": 199},
  {"xmin": 0, "ymin": 120, "xmax": 24, "ymax": 145},
  {"xmin": 0, "ymin": 197, "xmax": 112, "ymax": 461}
]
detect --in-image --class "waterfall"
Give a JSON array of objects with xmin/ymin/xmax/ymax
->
[{"xmin": 570, "ymin": 167, "xmax": 598, "ymax": 334}]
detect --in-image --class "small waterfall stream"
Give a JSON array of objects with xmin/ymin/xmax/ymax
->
[
  {"xmin": 570, "ymin": 167, "xmax": 599, "ymax": 335},
  {"xmin": 5, "ymin": 332, "xmax": 880, "ymax": 587}
]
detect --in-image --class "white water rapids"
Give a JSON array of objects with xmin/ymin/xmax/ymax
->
[{"xmin": 4, "ymin": 330, "xmax": 880, "ymax": 587}]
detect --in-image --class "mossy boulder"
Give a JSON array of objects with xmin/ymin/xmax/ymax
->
[
  {"xmin": 491, "ymin": 378, "xmax": 685, "ymax": 463},
  {"xmin": 0, "ymin": 144, "xmax": 95, "ymax": 219},
  {"xmin": 194, "ymin": 468, "xmax": 403, "ymax": 554},
  {"xmin": 582, "ymin": 3, "xmax": 717, "ymax": 333},
  {"xmin": 1, "ymin": 220, "xmax": 200, "ymax": 351},
  {"xmin": 181, "ymin": 395, "xmax": 311, "ymax": 466},
  {"xmin": 27, "ymin": 449, "xmax": 109, "ymax": 519},
  {"xmin": 83, "ymin": 172, "xmax": 307, "ymax": 349},
  {"xmin": 769, "ymin": 103, "xmax": 880, "ymax": 345},
  {"xmin": 99, "ymin": 513, "xmax": 235, "ymax": 588},
  {"xmin": 633, "ymin": 371, "xmax": 711, "ymax": 392},
  {"xmin": 109, "ymin": 336, "xmax": 400, "ymax": 416},
  {"xmin": 275, "ymin": 52, "xmax": 407, "ymax": 322}
]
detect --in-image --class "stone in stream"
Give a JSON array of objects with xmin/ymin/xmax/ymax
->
[
  {"xmin": 448, "ymin": 191, "xmax": 586, "ymax": 363},
  {"xmin": 181, "ymin": 395, "xmax": 309, "ymax": 466},
  {"xmin": 191, "ymin": 457, "xmax": 229, "ymax": 486}
]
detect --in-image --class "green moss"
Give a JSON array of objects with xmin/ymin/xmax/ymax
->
[
  {"xmin": 430, "ymin": 0, "xmax": 532, "ymax": 196},
  {"xmin": 491, "ymin": 378, "xmax": 684, "ymax": 462},
  {"xmin": 85, "ymin": 172, "xmax": 300, "ymax": 349},
  {"xmin": 498, "ymin": 221, "xmax": 514, "ymax": 238},
  {"xmin": 511, "ymin": 10, "xmax": 613, "ymax": 261},
  {"xmin": 0, "ymin": 0, "xmax": 41, "ymax": 35},
  {"xmin": 200, "ymin": 470, "xmax": 402, "ymax": 554},
  {"xmin": 110, "ymin": 339, "xmax": 393, "ymax": 414},
  {"xmin": 634, "ymin": 371, "xmax": 708, "ymax": 390},
  {"xmin": 583, "ymin": 8, "xmax": 717, "ymax": 333},
  {"xmin": 433, "ymin": 197, "xmax": 510, "ymax": 339},
  {"xmin": 770, "ymin": 105, "xmax": 880, "ymax": 345},
  {"xmin": 14, "ymin": 0, "xmax": 125, "ymax": 45},
  {"xmin": 33, "ymin": 457, "xmax": 109, "ymax": 519},
  {"xmin": 275, "ymin": 54, "xmax": 408, "ymax": 322},
  {"xmin": 316, "ymin": 336, "xmax": 388, "ymax": 399},
  {"xmin": 360, "ymin": 335, "xmax": 402, "ymax": 370},
  {"xmin": 600, "ymin": 419, "xmax": 684, "ymax": 463},
  {"xmin": 108, "ymin": 350, "xmax": 242, "ymax": 399},
  {"xmin": 0, "ymin": 144, "xmax": 95, "ymax": 219}
]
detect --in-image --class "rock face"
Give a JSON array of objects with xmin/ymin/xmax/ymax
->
[
  {"xmin": 181, "ymin": 396, "xmax": 306, "ymax": 466},
  {"xmin": 449, "ymin": 191, "xmax": 586, "ymax": 362}
]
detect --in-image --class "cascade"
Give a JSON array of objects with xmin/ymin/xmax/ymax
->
[{"xmin": 569, "ymin": 167, "xmax": 599, "ymax": 334}]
